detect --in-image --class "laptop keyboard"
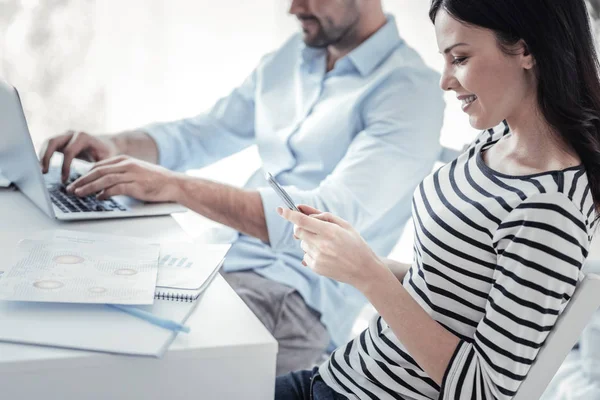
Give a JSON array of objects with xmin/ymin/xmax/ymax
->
[{"xmin": 48, "ymin": 172, "xmax": 128, "ymax": 213}]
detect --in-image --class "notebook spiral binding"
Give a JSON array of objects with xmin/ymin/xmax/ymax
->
[{"xmin": 154, "ymin": 292, "xmax": 195, "ymax": 302}]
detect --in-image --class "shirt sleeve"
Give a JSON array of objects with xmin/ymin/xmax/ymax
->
[
  {"xmin": 142, "ymin": 59, "xmax": 266, "ymax": 171},
  {"xmin": 439, "ymin": 192, "xmax": 590, "ymax": 399},
  {"xmin": 259, "ymin": 68, "xmax": 445, "ymax": 252}
]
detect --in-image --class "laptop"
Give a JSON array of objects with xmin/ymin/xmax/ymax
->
[{"xmin": 0, "ymin": 79, "xmax": 187, "ymax": 221}]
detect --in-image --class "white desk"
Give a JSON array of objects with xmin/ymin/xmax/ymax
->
[{"xmin": 0, "ymin": 190, "xmax": 278, "ymax": 399}]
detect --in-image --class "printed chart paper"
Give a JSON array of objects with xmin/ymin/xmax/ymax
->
[
  {"xmin": 0, "ymin": 230, "xmax": 160, "ymax": 304},
  {"xmin": 156, "ymin": 242, "xmax": 231, "ymax": 289}
]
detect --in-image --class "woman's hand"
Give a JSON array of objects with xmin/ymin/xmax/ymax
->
[{"xmin": 277, "ymin": 204, "xmax": 388, "ymax": 292}]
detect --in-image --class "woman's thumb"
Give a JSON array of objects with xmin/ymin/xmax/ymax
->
[{"xmin": 298, "ymin": 204, "xmax": 322, "ymax": 215}]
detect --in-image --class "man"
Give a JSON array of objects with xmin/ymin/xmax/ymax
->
[{"xmin": 40, "ymin": 0, "xmax": 444, "ymax": 375}]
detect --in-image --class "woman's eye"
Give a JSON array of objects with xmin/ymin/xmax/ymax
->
[{"xmin": 452, "ymin": 57, "xmax": 468, "ymax": 65}]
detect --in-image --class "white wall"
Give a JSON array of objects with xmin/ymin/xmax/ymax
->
[
  {"xmin": 97, "ymin": 0, "xmax": 286, "ymax": 130},
  {"xmin": 96, "ymin": 0, "xmax": 291, "ymax": 186}
]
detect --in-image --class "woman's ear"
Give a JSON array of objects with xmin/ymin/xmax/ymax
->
[{"xmin": 519, "ymin": 40, "xmax": 535, "ymax": 70}]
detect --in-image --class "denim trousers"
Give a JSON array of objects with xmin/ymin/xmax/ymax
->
[{"xmin": 275, "ymin": 367, "xmax": 349, "ymax": 400}]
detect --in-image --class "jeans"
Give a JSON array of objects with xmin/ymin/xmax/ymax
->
[{"xmin": 275, "ymin": 367, "xmax": 348, "ymax": 400}]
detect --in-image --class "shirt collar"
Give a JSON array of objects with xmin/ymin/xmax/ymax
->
[
  {"xmin": 300, "ymin": 43, "xmax": 326, "ymax": 65},
  {"xmin": 300, "ymin": 15, "xmax": 402, "ymax": 76},
  {"xmin": 347, "ymin": 15, "xmax": 402, "ymax": 76}
]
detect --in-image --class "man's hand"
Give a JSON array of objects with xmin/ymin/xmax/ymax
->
[
  {"xmin": 39, "ymin": 131, "xmax": 118, "ymax": 182},
  {"xmin": 66, "ymin": 155, "xmax": 181, "ymax": 203}
]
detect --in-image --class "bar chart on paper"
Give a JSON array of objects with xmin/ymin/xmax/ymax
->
[
  {"xmin": 155, "ymin": 242, "xmax": 230, "ymax": 291},
  {"xmin": 159, "ymin": 254, "xmax": 194, "ymax": 269}
]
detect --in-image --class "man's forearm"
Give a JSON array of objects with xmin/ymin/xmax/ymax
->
[
  {"xmin": 173, "ymin": 174, "xmax": 269, "ymax": 243},
  {"xmin": 107, "ymin": 131, "xmax": 159, "ymax": 164}
]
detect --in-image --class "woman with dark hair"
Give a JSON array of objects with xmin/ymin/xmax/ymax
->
[{"xmin": 274, "ymin": 0, "xmax": 600, "ymax": 398}]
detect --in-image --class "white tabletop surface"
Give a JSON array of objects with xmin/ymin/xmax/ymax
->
[{"xmin": 0, "ymin": 189, "xmax": 277, "ymax": 399}]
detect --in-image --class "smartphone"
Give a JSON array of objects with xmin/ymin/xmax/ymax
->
[{"xmin": 265, "ymin": 172, "xmax": 300, "ymax": 212}]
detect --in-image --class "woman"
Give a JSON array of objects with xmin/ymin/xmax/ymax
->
[{"xmin": 275, "ymin": 0, "xmax": 600, "ymax": 399}]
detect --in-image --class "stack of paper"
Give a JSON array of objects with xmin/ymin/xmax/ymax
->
[
  {"xmin": 0, "ymin": 299, "xmax": 196, "ymax": 357},
  {"xmin": 0, "ymin": 230, "xmax": 230, "ymax": 357}
]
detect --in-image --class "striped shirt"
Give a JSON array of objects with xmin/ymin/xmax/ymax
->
[{"xmin": 319, "ymin": 122, "xmax": 596, "ymax": 400}]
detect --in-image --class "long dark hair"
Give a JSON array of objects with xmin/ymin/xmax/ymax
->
[{"xmin": 430, "ymin": 0, "xmax": 600, "ymax": 217}]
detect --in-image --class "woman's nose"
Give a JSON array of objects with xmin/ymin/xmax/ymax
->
[{"xmin": 439, "ymin": 66, "xmax": 457, "ymax": 92}]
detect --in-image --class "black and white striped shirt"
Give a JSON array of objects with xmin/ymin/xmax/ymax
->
[{"xmin": 319, "ymin": 123, "xmax": 596, "ymax": 399}]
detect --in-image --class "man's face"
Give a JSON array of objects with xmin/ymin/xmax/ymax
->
[{"xmin": 289, "ymin": 0, "xmax": 361, "ymax": 48}]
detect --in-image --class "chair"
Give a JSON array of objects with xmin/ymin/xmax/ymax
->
[
  {"xmin": 513, "ymin": 273, "xmax": 600, "ymax": 400},
  {"xmin": 438, "ymin": 146, "xmax": 462, "ymax": 164}
]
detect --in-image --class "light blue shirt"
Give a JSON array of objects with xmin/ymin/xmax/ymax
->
[{"xmin": 145, "ymin": 16, "xmax": 444, "ymax": 347}]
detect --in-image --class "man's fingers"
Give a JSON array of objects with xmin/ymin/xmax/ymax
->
[
  {"xmin": 68, "ymin": 162, "xmax": 133, "ymax": 192},
  {"xmin": 97, "ymin": 183, "xmax": 135, "ymax": 200},
  {"xmin": 72, "ymin": 173, "xmax": 135, "ymax": 197},
  {"xmin": 61, "ymin": 132, "xmax": 91, "ymax": 182},
  {"xmin": 39, "ymin": 132, "xmax": 72, "ymax": 174},
  {"xmin": 91, "ymin": 155, "xmax": 130, "ymax": 170}
]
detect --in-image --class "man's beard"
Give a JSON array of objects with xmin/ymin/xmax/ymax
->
[{"xmin": 299, "ymin": 17, "xmax": 350, "ymax": 48}]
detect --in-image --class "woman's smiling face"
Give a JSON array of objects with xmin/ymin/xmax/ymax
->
[{"xmin": 434, "ymin": 9, "xmax": 536, "ymax": 130}]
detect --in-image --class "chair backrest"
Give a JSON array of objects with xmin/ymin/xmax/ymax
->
[
  {"xmin": 513, "ymin": 273, "xmax": 600, "ymax": 400},
  {"xmin": 438, "ymin": 146, "xmax": 461, "ymax": 164}
]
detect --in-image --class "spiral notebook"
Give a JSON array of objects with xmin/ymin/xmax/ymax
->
[{"xmin": 154, "ymin": 242, "xmax": 231, "ymax": 302}]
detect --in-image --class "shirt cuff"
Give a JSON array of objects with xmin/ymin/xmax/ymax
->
[
  {"xmin": 438, "ymin": 339, "xmax": 470, "ymax": 400},
  {"xmin": 141, "ymin": 122, "xmax": 177, "ymax": 170},
  {"xmin": 258, "ymin": 186, "xmax": 302, "ymax": 253}
]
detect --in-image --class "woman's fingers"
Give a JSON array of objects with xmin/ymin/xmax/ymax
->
[
  {"xmin": 302, "ymin": 252, "xmax": 314, "ymax": 268},
  {"xmin": 300, "ymin": 239, "xmax": 314, "ymax": 255},
  {"xmin": 302, "ymin": 211, "xmax": 352, "ymax": 231},
  {"xmin": 295, "ymin": 205, "xmax": 353, "ymax": 230},
  {"xmin": 293, "ymin": 224, "xmax": 317, "ymax": 240},
  {"xmin": 297, "ymin": 204, "xmax": 322, "ymax": 215},
  {"xmin": 278, "ymin": 207, "xmax": 328, "ymax": 234}
]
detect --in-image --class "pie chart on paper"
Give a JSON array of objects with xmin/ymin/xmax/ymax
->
[
  {"xmin": 33, "ymin": 280, "xmax": 65, "ymax": 290},
  {"xmin": 53, "ymin": 255, "xmax": 85, "ymax": 265}
]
